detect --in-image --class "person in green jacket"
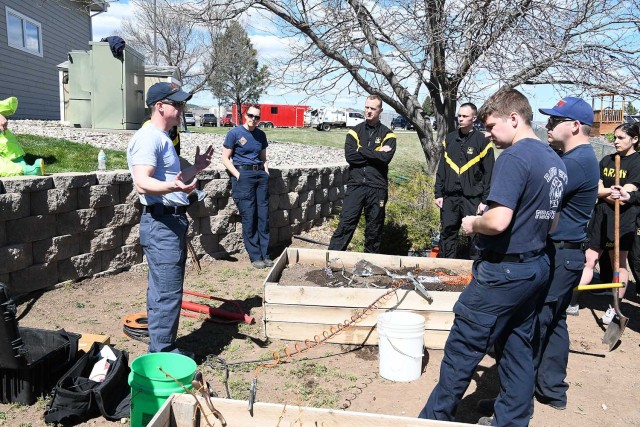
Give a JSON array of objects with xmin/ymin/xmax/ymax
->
[{"xmin": 0, "ymin": 97, "xmax": 44, "ymax": 176}]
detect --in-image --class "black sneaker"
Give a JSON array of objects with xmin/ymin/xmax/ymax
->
[
  {"xmin": 263, "ymin": 258, "xmax": 274, "ymax": 267},
  {"xmin": 252, "ymin": 260, "xmax": 266, "ymax": 269},
  {"xmin": 477, "ymin": 399, "xmax": 495, "ymax": 416},
  {"xmin": 535, "ymin": 394, "xmax": 566, "ymax": 410}
]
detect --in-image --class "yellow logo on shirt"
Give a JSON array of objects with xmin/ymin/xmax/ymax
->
[{"xmin": 238, "ymin": 137, "xmax": 247, "ymax": 146}]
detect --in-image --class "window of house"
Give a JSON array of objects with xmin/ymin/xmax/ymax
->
[
  {"xmin": 6, "ymin": 7, "xmax": 43, "ymax": 56},
  {"xmin": 271, "ymin": 107, "xmax": 278, "ymax": 114}
]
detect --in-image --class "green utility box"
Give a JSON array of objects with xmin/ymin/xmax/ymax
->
[
  {"xmin": 66, "ymin": 42, "xmax": 145, "ymax": 130},
  {"xmin": 67, "ymin": 50, "xmax": 92, "ymax": 128},
  {"xmin": 90, "ymin": 42, "xmax": 145, "ymax": 130}
]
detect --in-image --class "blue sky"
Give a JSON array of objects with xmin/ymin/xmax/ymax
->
[{"xmin": 91, "ymin": 1, "xmax": 594, "ymax": 121}]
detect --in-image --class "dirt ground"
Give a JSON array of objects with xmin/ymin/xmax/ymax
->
[{"xmin": 2, "ymin": 226, "xmax": 640, "ymax": 426}]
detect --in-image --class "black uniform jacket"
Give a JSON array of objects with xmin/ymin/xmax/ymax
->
[
  {"xmin": 344, "ymin": 121, "xmax": 397, "ymax": 189},
  {"xmin": 434, "ymin": 128, "xmax": 494, "ymax": 202}
]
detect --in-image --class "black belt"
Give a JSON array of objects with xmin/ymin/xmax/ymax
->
[
  {"xmin": 478, "ymin": 249, "xmax": 544, "ymax": 263},
  {"xmin": 551, "ymin": 240, "xmax": 585, "ymax": 250},
  {"xmin": 141, "ymin": 204, "xmax": 187, "ymax": 215},
  {"xmin": 236, "ymin": 164, "xmax": 264, "ymax": 171}
]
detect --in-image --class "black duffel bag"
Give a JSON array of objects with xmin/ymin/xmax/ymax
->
[{"xmin": 44, "ymin": 342, "xmax": 130, "ymax": 425}]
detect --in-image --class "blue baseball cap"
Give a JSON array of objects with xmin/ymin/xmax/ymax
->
[
  {"xmin": 146, "ymin": 82, "xmax": 192, "ymax": 107},
  {"xmin": 538, "ymin": 97, "xmax": 593, "ymax": 126}
]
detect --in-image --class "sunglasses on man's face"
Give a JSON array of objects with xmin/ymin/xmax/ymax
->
[
  {"xmin": 246, "ymin": 113, "xmax": 261, "ymax": 120},
  {"xmin": 161, "ymin": 100, "xmax": 186, "ymax": 108},
  {"xmin": 546, "ymin": 116, "xmax": 574, "ymax": 129}
]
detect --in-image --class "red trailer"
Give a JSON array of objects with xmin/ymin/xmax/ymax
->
[{"xmin": 232, "ymin": 103, "xmax": 309, "ymax": 128}]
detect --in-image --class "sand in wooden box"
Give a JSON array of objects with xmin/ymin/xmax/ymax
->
[{"xmin": 263, "ymin": 247, "xmax": 473, "ymax": 350}]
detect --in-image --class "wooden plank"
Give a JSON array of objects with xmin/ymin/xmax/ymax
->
[
  {"xmin": 150, "ymin": 393, "xmax": 470, "ymax": 427},
  {"xmin": 399, "ymin": 256, "xmax": 472, "ymax": 271},
  {"xmin": 265, "ymin": 321, "xmax": 450, "ymax": 349},
  {"xmin": 265, "ymin": 304, "xmax": 455, "ymax": 330},
  {"xmin": 264, "ymin": 285, "xmax": 460, "ymax": 311}
]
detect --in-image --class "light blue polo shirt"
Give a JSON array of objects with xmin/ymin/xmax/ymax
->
[{"xmin": 127, "ymin": 123, "xmax": 188, "ymax": 206}]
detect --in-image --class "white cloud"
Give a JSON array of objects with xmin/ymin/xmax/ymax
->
[{"xmin": 92, "ymin": 2, "xmax": 138, "ymax": 41}]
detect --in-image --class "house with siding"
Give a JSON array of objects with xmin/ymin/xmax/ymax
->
[{"xmin": 0, "ymin": 0, "xmax": 108, "ymax": 120}]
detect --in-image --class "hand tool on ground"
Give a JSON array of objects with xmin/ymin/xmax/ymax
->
[
  {"xmin": 352, "ymin": 259, "xmax": 433, "ymax": 302},
  {"xmin": 293, "ymin": 234, "xmax": 330, "ymax": 246},
  {"xmin": 181, "ymin": 290, "xmax": 254, "ymax": 324},
  {"xmin": 602, "ymin": 154, "xmax": 628, "ymax": 351}
]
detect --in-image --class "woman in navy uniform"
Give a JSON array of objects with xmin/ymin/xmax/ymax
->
[{"xmin": 222, "ymin": 105, "xmax": 272, "ymax": 269}]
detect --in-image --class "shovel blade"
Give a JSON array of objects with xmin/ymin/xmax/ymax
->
[{"xmin": 602, "ymin": 314, "xmax": 629, "ymax": 351}]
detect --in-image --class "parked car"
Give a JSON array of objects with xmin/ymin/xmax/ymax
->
[
  {"xmin": 200, "ymin": 113, "xmax": 218, "ymax": 127},
  {"xmin": 183, "ymin": 112, "xmax": 196, "ymax": 126},
  {"xmin": 220, "ymin": 112, "xmax": 234, "ymax": 127},
  {"xmin": 390, "ymin": 115, "xmax": 414, "ymax": 130}
]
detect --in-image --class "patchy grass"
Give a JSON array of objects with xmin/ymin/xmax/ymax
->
[{"xmin": 18, "ymin": 134, "xmax": 128, "ymax": 172}]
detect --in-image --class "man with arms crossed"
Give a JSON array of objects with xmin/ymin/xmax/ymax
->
[
  {"xmin": 419, "ymin": 89, "xmax": 567, "ymax": 427},
  {"xmin": 328, "ymin": 95, "xmax": 396, "ymax": 253}
]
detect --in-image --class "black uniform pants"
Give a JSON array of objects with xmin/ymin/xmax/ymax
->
[
  {"xmin": 438, "ymin": 195, "xmax": 480, "ymax": 259},
  {"xmin": 628, "ymin": 218, "xmax": 640, "ymax": 289},
  {"xmin": 329, "ymin": 185, "xmax": 387, "ymax": 253}
]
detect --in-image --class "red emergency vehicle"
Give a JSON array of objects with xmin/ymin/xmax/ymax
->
[{"xmin": 231, "ymin": 104, "xmax": 309, "ymax": 128}]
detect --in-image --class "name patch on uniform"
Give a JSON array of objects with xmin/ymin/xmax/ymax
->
[{"xmin": 238, "ymin": 137, "xmax": 248, "ymax": 146}]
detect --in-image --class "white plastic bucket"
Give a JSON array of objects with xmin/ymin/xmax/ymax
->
[{"xmin": 377, "ymin": 311, "xmax": 425, "ymax": 382}]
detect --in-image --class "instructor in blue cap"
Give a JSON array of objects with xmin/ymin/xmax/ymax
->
[{"xmin": 127, "ymin": 82, "xmax": 213, "ymax": 357}]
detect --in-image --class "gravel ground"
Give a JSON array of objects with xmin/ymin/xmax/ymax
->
[{"xmin": 9, "ymin": 120, "xmax": 346, "ymax": 168}]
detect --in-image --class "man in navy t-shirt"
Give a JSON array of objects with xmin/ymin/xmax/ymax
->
[
  {"xmin": 475, "ymin": 97, "xmax": 600, "ymax": 419},
  {"xmin": 419, "ymin": 89, "xmax": 567, "ymax": 427}
]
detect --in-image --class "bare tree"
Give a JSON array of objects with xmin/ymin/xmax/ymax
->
[
  {"xmin": 119, "ymin": 0, "xmax": 220, "ymax": 94},
  {"xmin": 186, "ymin": 0, "xmax": 640, "ymax": 171}
]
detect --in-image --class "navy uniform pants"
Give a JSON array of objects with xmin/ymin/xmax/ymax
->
[
  {"xmin": 329, "ymin": 185, "xmax": 387, "ymax": 253},
  {"xmin": 231, "ymin": 169, "xmax": 270, "ymax": 262},
  {"xmin": 533, "ymin": 244, "xmax": 585, "ymax": 408},
  {"xmin": 438, "ymin": 195, "xmax": 480, "ymax": 259},
  {"xmin": 419, "ymin": 254, "xmax": 550, "ymax": 427},
  {"xmin": 140, "ymin": 211, "xmax": 188, "ymax": 353}
]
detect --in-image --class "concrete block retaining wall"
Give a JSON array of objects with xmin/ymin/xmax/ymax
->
[{"xmin": 0, "ymin": 165, "xmax": 348, "ymax": 295}]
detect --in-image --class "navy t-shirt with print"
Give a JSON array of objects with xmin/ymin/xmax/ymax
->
[
  {"xmin": 477, "ymin": 138, "xmax": 568, "ymax": 254},
  {"xmin": 223, "ymin": 125, "xmax": 268, "ymax": 165},
  {"xmin": 549, "ymin": 144, "xmax": 599, "ymax": 242}
]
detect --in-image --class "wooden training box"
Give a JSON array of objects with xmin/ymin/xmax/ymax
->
[
  {"xmin": 263, "ymin": 248, "xmax": 472, "ymax": 349},
  {"xmin": 148, "ymin": 393, "xmax": 471, "ymax": 426}
]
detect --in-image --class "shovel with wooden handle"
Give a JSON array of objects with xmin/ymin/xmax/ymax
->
[{"xmin": 602, "ymin": 154, "xmax": 629, "ymax": 351}]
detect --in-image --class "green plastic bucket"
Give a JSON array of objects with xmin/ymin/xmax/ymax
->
[{"xmin": 128, "ymin": 353, "xmax": 197, "ymax": 427}]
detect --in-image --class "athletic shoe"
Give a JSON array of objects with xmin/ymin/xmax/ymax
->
[
  {"xmin": 263, "ymin": 258, "xmax": 275, "ymax": 267},
  {"xmin": 251, "ymin": 260, "xmax": 266, "ymax": 269},
  {"xmin": 476, "ymin": 399, "xmax": 495, "ymax": 416},
  {"xmin": 477, "ymin": 417, "xmax": 493, "ymax": 426},
  {"xmin": 602, "ymin": 305, "xmax": 615, "ymax": 325},
  {"xmin": 566, "ymin": 304, "xmax": 579, "ymax": 316},
  {"xmin": 535, "ymin": 393, "xmax": 566, "ymax": 410}
]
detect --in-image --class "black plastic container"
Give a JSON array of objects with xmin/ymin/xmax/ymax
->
[{"xmin": 0, "ymin": 284, "xmax": 79, "ymax": 405}]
